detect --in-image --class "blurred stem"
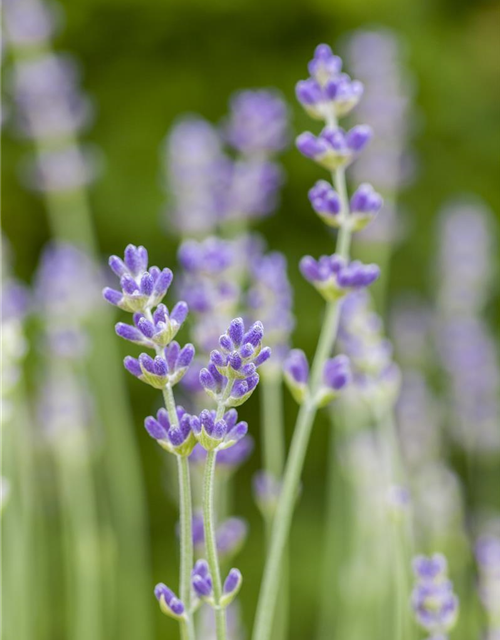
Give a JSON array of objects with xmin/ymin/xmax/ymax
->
[
  {"xmin": 260, "ymin": 372, "xmax": 288, "ymax": 640},
  {"xmin": 252, "ymin": 149, "xmax": 354, "ymax": 640},
  {"xmin": 10, "ymin": 38, "xmax": 153, "ymax": 638},
  {"xmin": 203, "ymin": 450, "xmax": 227, "ymax": 640},
  {"xmin": 54, "ymin": 441, "xmax": 103, "ymax": 640},
  {"xmin": 162, "ymin": 385, "xmax": 195, "ymax": 640}
]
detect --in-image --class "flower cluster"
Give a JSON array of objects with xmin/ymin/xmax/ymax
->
[
  {"xmin": 411, "ymin": 554, "xmax": 459, "ymax": 639},
  {"xmin": 191, "ymin": 560, "xmax": 242, "ymax": 609},
  {"xmin": 163, "ymin": 90, "xmax": 289, "ymax": 235},
  {"xmin": 300, "ymin": 254, "xmax": 380, "ymax": 301},
  {"xmin": 308, "ymin": 180, "xmax": 383, "ymax": 230},
  {"xmin": 283, "ymin": 349, "xmax": 351, "ymax": 406},
  {"xmin": 4, "ymin": 2, "xmax": 99, "ymax": 194},
  {"xmin": 297, "ymin": 125, "xmax": 372, "ymax": 170}
]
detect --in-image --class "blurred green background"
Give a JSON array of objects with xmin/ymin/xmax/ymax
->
[{"xmin": 2, "ymin": 0, "xmax": 500, "ymax": 638}]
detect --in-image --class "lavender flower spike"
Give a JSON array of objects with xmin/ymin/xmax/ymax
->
[
  {"xmin": 154, "ymin": 583, "xmax": 186, "ymax": 620},
  {"xmin": 103, "ymin": 244, "xmax": 173, "ymax": 312},
  {"xmin": 144, "ymin": 406, "xmax": 196, "ymax": 456},
  {"xmin": 300, "ymin": 254, "xmax": 380, "ymax": 301},
  {"xmin": 296, "ymin": 125, "xmax": 372, "ymax": 171}
]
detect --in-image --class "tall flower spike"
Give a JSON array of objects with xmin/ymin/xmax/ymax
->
[
  {"xmin": 103, "ymin": 244, "xmax": 173, "ymax": 312},
  {"xmin": 300, "ymin": 254, "xmax": 380, "ymax": 301}
]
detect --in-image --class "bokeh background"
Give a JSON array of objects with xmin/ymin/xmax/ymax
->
[{"xmin": 2, "ymin": 0, "xmax": 500, "ymax": 638}]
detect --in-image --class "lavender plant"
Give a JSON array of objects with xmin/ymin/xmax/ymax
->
[
  {"xmin": 104, "ymin": 244, "xmax": 271, "ymax": 640},
  {"xmin": 251, "ymin": 44, "xmax": 384, "ymax": 640}
]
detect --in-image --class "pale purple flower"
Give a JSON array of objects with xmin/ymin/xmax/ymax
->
[
  {"xmin": 154, "ymin": 583, "xmax": 185, "ymax": 619},
  {"xmin": 225, "ymin": 89, "xmax": 289, "ymax": 155},
  {"xmin": 3, "ymin": 0, "xmax": 57, "ymax": 46},
  {"xmin": 144, "ymin": 405, "xmax": 196, "ymax": 455},
  {"xmin": 190, "ymin": 407, "xmax": 248, "ymax": 451},
  {"xmin": 300, "ymin": 254, "xmax": 379, "ymax": 300},
  {"xmin": 296, "ymin": 125, "xmax": 372, "ymax": 170}
]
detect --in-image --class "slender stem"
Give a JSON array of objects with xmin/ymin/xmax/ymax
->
[
  {"xmin": 162, "ymin": 386, "xmax": 195, "ymax": 640},
  {"xmin": 260, "ymin": 372, "xmax": 288, "ymax": 640},
  {"xmin": 251, "ymin": 300, "xmax": 342, "ymax": 640},
  {"xmin": 252, "ymin": 126, "xmax": 354, "ymax": 639},
  {"xmin": 203, "ymin": 450, "xmax": 227, "ymax": 640}
]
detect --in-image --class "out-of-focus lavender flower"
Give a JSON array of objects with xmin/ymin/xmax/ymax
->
[
  {"xmin": 163, "ymin": 117, "xmax": 229, "ymax": 236},
  {"xmin": 154, "ymin": 583, "xmax": 186, "ymax": 620},
  {"xmin": 189, "ymin": 436, "xmax": 254, "ymax": 473},
  {"xmin": 198, "ymin": 602, "xmax": 245, "ymax": 640},
  {"xmin": 144, "ymin": 405, "xmax": 196, "ymax": 456},
  {"xmin": 296, "ymin": 125, "xmax": 372, "ymax": 170},
  {"xmin": 283, "ymin": 349, "xmax": 309, "ymax": 404},
  {"xmin": 253, "ymin": 470, "xmax": 282, "ymax": 519},
  {"xmin": 338, "ymin": 291, "xmax": 400, "ymax": 411},
  {"xmin": 35, "ymin": 242, "xmax": 101, "ymax": 357},
  {"xmin": 436, "ymin": 200, "xmax": 496, "ymax": 315},
  {"xmin": 103, "ymin": 244, "xmax": 173, "ymax": 313},
  {"xmin": 411, "ymin": 553, "xmax": 459, "ymax": 637},
  {"xmin": 225, "ymin": 90, "xmax": 289, "ymax": 156},
  {"xmin": 3, "ymin": 0, "xmax": 57, "ymax": 47},
  {"xmin": 391, "ymin": 296, "xmax": 434, "ymax": 368},
  {"xmin": 188, "ymin": 513, "xmax": 248, "ymax": 560},
  {"xmin": 23, "ymin": 145, "xmax": 99, "ymax": 193},
  {"xmin": 475, "ymin": 534, "xmax": 500, "ymax": 632},
  {"xmin": 300, "ymin": 254, "xmax": 379, "ymax": 301},
  {"xmin": 247, "ymin": 249, "xmax": 294, "ymax": 367},
  {"xmin": 11, "ymin": 54, "xmax": 93, "ymax": 140},
  {"xmin": 0, "ymin": 477, "xmax": 11, "ymax": 513},
  {"xmin": 345, "ymin": 28, "xmax": 416, "ymax": 244}
]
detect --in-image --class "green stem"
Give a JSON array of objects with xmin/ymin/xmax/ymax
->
[
  {"xmin": 203, "ymin": 450, "xmax": 227, "ymax": 640},
  {"xmin": 260, "ymin": 372, "xmax": 288, "ymax": 640},
  {"xmin": 252, "ymin": 124, "xmax": 353, "ymax": 639},
  {"xmin": 162, "ymin": 386, "xmax": 195, "ymax": 640},
  {"xmin": 251, "ymin": 300, "xmax": 342, "ymax": 640}
]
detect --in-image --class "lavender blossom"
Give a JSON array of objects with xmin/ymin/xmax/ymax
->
[
  {"xmin": 189, "ymin": 513, "xmax": 248, "ymax": 560},
  {"xmin": 247, "ymin": 249, "xmax": 294, "ymax": 366},
  {"xmin": 300, "ymin": 254, "xmax": 379, "ymax": 300},
  {"xmin": 296, "ymin": 125, "xmax": 372, "ymax": 170},
  {"xmin": 315, "ymin": 355, "xmax": 351, "ymax": 406},
  {"xmin": 115, "ymin": 303, "xmax": 188, "ymax": 348},
  {"xmin": 3, "ymin": 0, "xmax": 57, "ymax": 47},
  {"xmin": 191, "ymin": 561, "xmax": 242, "ymax": 607},
  {"xmin": 124, "ymin": 341, "xmax": 194, "ymax": 389},
  {"xmin": 296, "ymin": 74, "xmax": 363, "ymax": 121},
  {"xmin": 225, "ymin": 90, "xmax": 289, "ymax": 156}
]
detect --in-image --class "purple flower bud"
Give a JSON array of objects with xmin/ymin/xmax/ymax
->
[
  {"xmin": 253, "ymin": 346, "xmax": 272, "ymax": 368},
  {"xmin": 296, "ymin": 132, "xmax": 326, "ymax": 159},
  {"xmin": 346, "ymin": 125, "xmax": 372, "ymax": 152},
  {"xmin": 308, "ymin": 44, "xmax": 342, "ymax": 85},
  {"xmin": 308, "ymin": 180, "xmax": 342, "ymax": 220},
  {"xmin": 284, "ymin": 349, "xmax": 309, "ymax": 385},
  {"xmin": 177, "ymin": 343, "xmax": 195, "ymax": 369},
  {"xmin": 154, "ymin": 583, "xmax": 175, "ymax": 605},
  {"xmin": 109, "ymin": 255, "xmax": 128, "ymax": 277},
  {"xmin": 228, "ymin": 318, "xmax": 244, "ymax": 347},
  {"xmin": 191, "ymin": 559, "xmax": 213, "ymax": 598},
  {"xmin": 123, "ymin": 356, "xmax": 141, "ymax": 378},
  {"xmin": 115, "ymin": 322, "xmax": 144, "ymax": 343},
  {"xmin": 295, "ymin": 78, "xmax": 323, "ymax": 105},
  {"xmin": 139, "ymin": 272, "xmax": 154, "ymax": 296},
  {"xmin": 323, "ymin": 355, "xmax": 351, "ymax": 390},
  {"xmin": 168, "ymin": 598, "xmax": 185, "ymax": 616},
  {"xmin": 145, "ymin": 416, "xmax": 168, "ymax": 440},
  {"xmin": 170, "ymin": 301, "xmax": 188, "ymax": 325},
  {"xmin": 103, "ymin": 287, "xmax": 123, "ymax": 306},
  {"xmin": 224, "ymin": 568, "xmax": 242, "ymax": 595},
  {"xmin": 413, "ymin": 554, "xmax": 448, "ymax": 582}
]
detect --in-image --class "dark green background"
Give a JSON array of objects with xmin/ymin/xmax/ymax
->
[{"xmin": 2, "ymin": 0, "xmax": 500, "ymax": 637}]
